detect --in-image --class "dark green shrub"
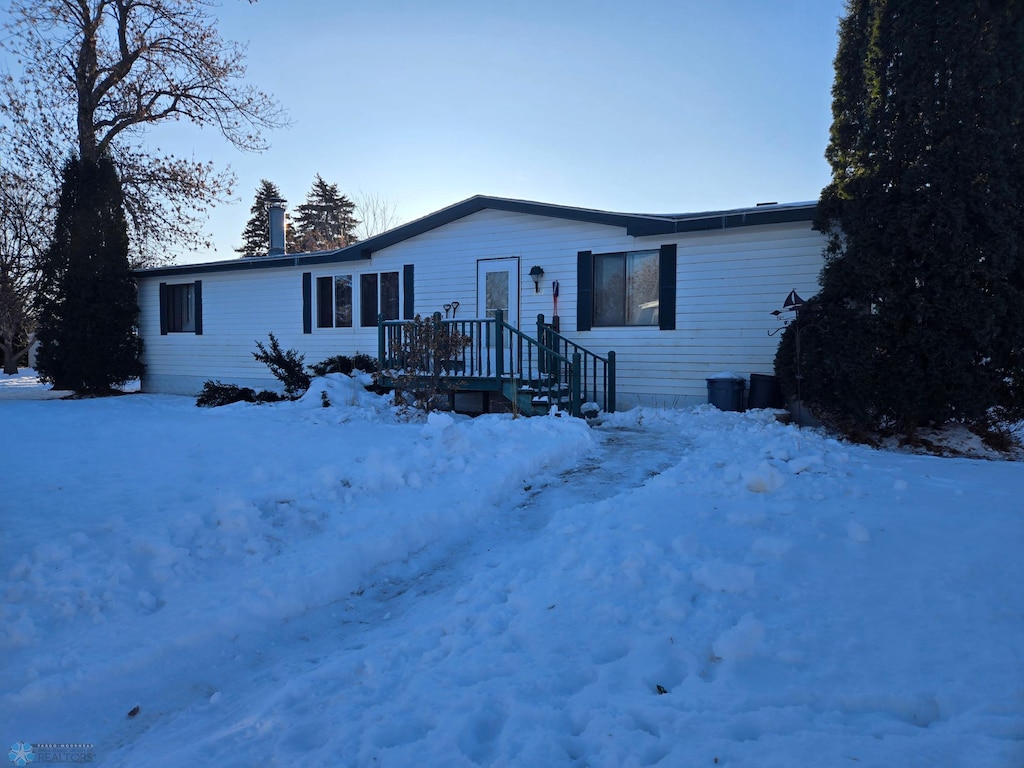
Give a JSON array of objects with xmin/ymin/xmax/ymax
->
[
  {"xmin": 254, "ymin": 389, "xmax": 286, "ymax": 404},
  {"xmin": 351, "ymin": 353, "xmax": 379, "ymax": 374},
  {"xmin": 34, "ymin": 156, "xmax": 143, "ymax": 392},
  {"xmin": 799, "ymin": 0, "xmax": 1024, "ymax": 437},
  {"xmin": 196, "ymin": 380, "xmax": 286, "ymax": 407},
  {"xmin": 196, "ymin": 381, "xmax": 257, "ymax": 407},
  {"xmin": 253, "ymin": 332, "xmax": 310, "ymax": 398},
  {"xmin": 309, "ymin": 355, "xmax": 354, "ymax": 376},
  {"xmin": 309, "ymin": 353, "xmax": 379, "ymax": 377}
]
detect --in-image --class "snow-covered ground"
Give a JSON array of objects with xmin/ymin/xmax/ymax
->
[{"xmin": 2, "ymin": 370, "xmax": 1022, "ymax": 767}]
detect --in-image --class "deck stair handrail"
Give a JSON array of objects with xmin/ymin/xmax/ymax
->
[
  {"xmin": 377, "ymin": 310, "xmax": 616, "ymax": 417},
  {"xmin": 536, "ymin": 314, "xmax": 616, "ymax": 413},
  {"xmin": 491, "ymin": 309, "xmax": 581, "ymax": 416}
]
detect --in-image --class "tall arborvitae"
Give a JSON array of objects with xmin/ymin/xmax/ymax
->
[
  {"xmin": 237, "ymin": 179, "xmax": 284, "ymax": 257},
  {"xmin": 35, "ymin": 156, "xmax": 144, "ymax": 392},
  {"xmin": 292, "ymin": 175, "xmax": 359, "ymax": 252},
  {"xmin": 777, "ymin": 0, "xmax": 1024, "ymax": 434}
]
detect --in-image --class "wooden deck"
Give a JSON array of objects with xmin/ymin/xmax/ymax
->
[{"xmin": 377, "ymin": 311, "xmax": 615, "ymax": 417}]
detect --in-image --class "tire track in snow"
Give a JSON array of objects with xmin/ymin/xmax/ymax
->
[
  {"xmin": 101, "ymin": 419, "xmax": 694, "ymax": 766},
  {"xmin": 341, "ymin": 420, "xmax": 692, "ymax": 614}
]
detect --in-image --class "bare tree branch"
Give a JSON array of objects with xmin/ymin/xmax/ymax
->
[
  {"xmin": 0, "ymin": 166, "xmax": 48, "ymax": 373},
  {"xmin": 0, "ymin": 0, "xmax": 287, "ymax": 264},
  {"xmin": 354, "ymin": 191, "xmax": 402, "ymax": 241}
]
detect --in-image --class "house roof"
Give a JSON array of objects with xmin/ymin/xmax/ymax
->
[{"xmin": 135, "ymin": 195, "xmax": 818, "ymax": 278}]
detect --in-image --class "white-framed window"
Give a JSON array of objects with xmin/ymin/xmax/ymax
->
[
  {"xmin": 159, "ymin": 280, "xmax": 202, "ymax": 335},
  {"xmin": 593, "ymin": 250, "xmax": 659, "ymax": 326},
  {"xmin": 316, "ymin": 274, "xmax": 353, "ymax": 328},
  {"xmin": 360, "ymin": 271, "xmax": 400, "ymax": 327}
]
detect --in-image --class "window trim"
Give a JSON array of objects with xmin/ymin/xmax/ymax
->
[
  {"xmin": 315, "ymin": 273, "xmax": 353, "ymax": 329},
  {"xmin": 592, "ymin": 249, "xmax": 659, "ymax": 328},
  {"xmin": 159, "ymin": 280, "xmax": 202, "ymax": 335},
  {"xmin": 307, "ymin": 268, "xmax": 410, "ymax": 330},
  {"xmin": 359, "ymin": 270, "xmax": 401, "ymax": 327},
  {"xmin": 576, "ymin": 245, "xmax": 676, "ymax": 331}
]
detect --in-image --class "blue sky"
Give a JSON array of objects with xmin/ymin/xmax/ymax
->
[{"xmin": 61, "ymin": 1, "xmax": 851, "ymax": 263}]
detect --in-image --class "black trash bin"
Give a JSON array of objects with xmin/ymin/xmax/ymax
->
[
  {"xmin": 747, "ymin": 373, "xmax": 785, "ymax": 409},
  {"xmin": 706, "ymin": 375, "xmax": 746, "ymax": 411}
]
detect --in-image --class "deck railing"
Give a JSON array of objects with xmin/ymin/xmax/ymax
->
[
  {"xmin": 536, "ymin": 314, "xmax": 616, "ymax": 413},
  {"xmin": 377, "ymin": 310, "xmax": 616, "ymax": 416}
]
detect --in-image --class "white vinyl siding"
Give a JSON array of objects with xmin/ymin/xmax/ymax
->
[{"xmin": 138, "ymin": 207, "xmax": 825, "ymax": 405}]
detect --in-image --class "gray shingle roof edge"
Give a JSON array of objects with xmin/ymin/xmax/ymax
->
[{"xmin": 135, "ymin": 195, "xmax": 818, "ymax": 278}]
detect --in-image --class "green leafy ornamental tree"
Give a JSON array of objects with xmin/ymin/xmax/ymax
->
[
  {"xmin": 777, "ymin": 0, "xmax": 1024, "ymax": 434},
  {"xmin": 34, "ymin": 156, "xmax": 144, "ymax": 393}
]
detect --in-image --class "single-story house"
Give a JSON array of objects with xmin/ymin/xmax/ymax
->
[{"xmin": 134, "ymin": 195, "xmax": 825, "ymax": 410}]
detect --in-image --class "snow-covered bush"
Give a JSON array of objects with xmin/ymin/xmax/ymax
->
[{"xmin": 195, "ymin": 380, "xmax": 285, "ymax": 408}]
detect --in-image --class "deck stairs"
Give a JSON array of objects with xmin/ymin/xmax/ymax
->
[{"xmin": 377, "ymin": 310, "xmax": 615, "ymax": 417}]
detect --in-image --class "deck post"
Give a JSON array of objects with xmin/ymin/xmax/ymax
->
[
  {"xmin": 432, "ymin": 312, "xmax": 443, "ymax": 375},
  {"xmin": 571, "ymin": 352, "xmax": 582, "ymax": 417},
  {"xmin": 540, "ymin": 313, "xmax": 548, "ymax": 376},
  {"xmin": 377, "ymin": 313, "xmax": 386, "ymax": 372},
  {"xmin": 607, "ymin": 350, "xmax": 616, "ymax": 413},
  {"xmin": 494, "ymin": 308, "xmax": 504, "ymax": 380}
]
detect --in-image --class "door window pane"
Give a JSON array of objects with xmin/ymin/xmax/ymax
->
[{"xmin": 485, "ymin": 271, "xmax": 509, "ymax": 318}]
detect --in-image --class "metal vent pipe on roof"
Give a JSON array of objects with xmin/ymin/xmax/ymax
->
[{"xmin": 267, "ymin": 197, "xmax": 287, "ymax": 256}]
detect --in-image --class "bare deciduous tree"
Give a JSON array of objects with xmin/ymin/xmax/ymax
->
[
  {"xmin": 0, "ymin": 169, "xmax": 47, "ymax": 374},
  {"xmin": 0, "ymin": 0, "xmax": 287, "ymax": 265},
  {"xmin": 354, "ymin": 191, "xmax": 401, "ymax": 241}
]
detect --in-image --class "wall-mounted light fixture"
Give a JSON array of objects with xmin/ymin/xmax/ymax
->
[{"xmin": 529, "ymin": 265, "xmax": 545, "ymax": 292}]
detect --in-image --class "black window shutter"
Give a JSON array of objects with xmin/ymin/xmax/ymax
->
[
  {"xmin": 159, "ymin": 282, "xmax": 169, "ymax": 335},
  {"xmin": 403, "ymin": 264, "xmax": 415, "ymax": 319},
  {"xmin": 658, "ymin": 244, "xmax": 677, "ymax": 331},
  {"xmin": 193, "ymin": 280, "xmax": 203, "ymax": 335},
  {"xmin": 576, "ymin": 250, "xmax": 593, "ymax": 332},
  {"xmin": 302, "ymin": 272, "xmax": 312, "ymax": 334}
]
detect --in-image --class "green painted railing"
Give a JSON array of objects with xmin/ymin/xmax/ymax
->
[
  {"xmin": 377, "ymin": 311, "xmax": 616, "ymax": 417},
  {"xmin": 536, "ymin": 314, "xmax": 616, "ymax": 413},
  {"xmin": 491, "ymin": 309, "xmax": 579, "ymax": 416}
]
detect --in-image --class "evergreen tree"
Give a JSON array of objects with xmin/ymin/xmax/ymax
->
[
  {"xmin": 237, "ymin": 179, "xmax": 284, "ymax": 257},
  {"xmin": 34, "ymin": 156, "xmax": 144, "ymax": 393},
  {"xmin": 777, "ymin": 0, "xmax": 1024, "ymax": 434},
  {"xmin": 293, "ymin": 175, "xmax": 359, "ymax": 252}
]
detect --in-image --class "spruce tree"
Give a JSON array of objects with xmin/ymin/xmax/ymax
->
[
  {"xmin": 237, "ymin": 179, "xmax": 284, "ymax": 257},
  {"xmin": 777, "ymin": 0, "xmax": 1024, "ymax": 434},
  {"xmin": 292, "ymin": 175, "xmax": 359, "ymax": 252},
  {"xmin": 34, "ymin": 156, "xmax": 144, "ymax": 393}
]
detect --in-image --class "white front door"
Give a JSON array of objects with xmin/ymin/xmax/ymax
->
[
  {"xmin": 477, "ymin": 258, "xmax": 520, "ymax": 374},
  {"xmin": 477, "ymin": 258, "xmax": 520, "ymax": 328}
]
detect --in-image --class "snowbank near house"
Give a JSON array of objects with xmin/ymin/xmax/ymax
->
[{"xmin": 1, "ymin": 380, "xmax": 1022, "ymax": 766}]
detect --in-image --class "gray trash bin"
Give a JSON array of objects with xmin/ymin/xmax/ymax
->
[{"xmin": 706, "ymin": 375, "xmax": 746, "ymax": 411}]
